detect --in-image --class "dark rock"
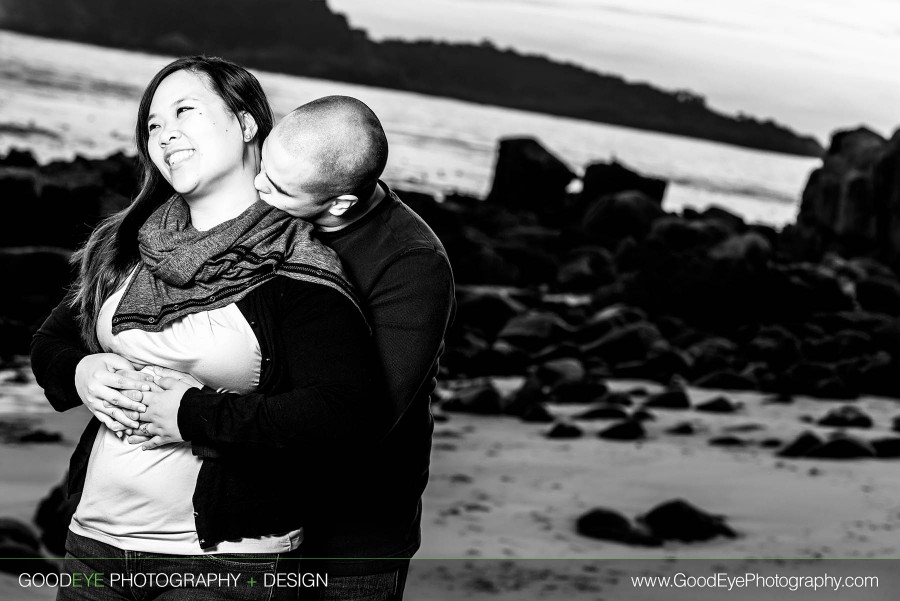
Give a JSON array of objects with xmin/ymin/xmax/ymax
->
[
  {"xmin": 685, "ymin": 337, "xmax": 743, "ymax": 377},
  {"xmin": 871, "ymin": 438, "xmax": 900, "ymax": 458},
  {"xmin": 531, "ymin": 342, "xmax": 583, "ymax": 363},
  {"xmin": 0, "ymin": 536, "xmax": 56, "ymax": 575},
  {"xmin": 469, "ymin": 340, "xmax": 530, "ymax": 377},
  {"xmin": 442, "ymin": 384, "xmax": 503, "ymax": 415},
  {"xmin": 709, "ymin": 436, "xmax": 748, "ymax": 447},
  {"xmin": 764, "ymin": 393, "xmax": 794, "ymax": 404},
  {"xmin": 693, "ymin": 370, "xmax": 757, "ymax": 391},
  {"xmin": 535, "ymin": 358, "xmax": 586, "ymax": 388},
  {"xmin": 575, "ymin": 507, "xmax": 661, "ymax": 546},
  {"xmin": 628, "ymin": 387, "xmax": 649, "ymax": 397},
  {"xmin": 700, "ymin": 206, "xmax": 747, "ymax": 233},
  {"xmin": 893, "ymin": 416, "xmax": 900, "ymax": 432},
  {"xmin": 549, "ymin": 380, "xmax": 610, "ymax": 404},
  {"xmin": 856, "ymin": 277, "xmax": 900, "ymax": 316},
  {"xmin": 781, "ymin": 362, "xmax": 858, "ymax": 400},
  {"xmin": 574, "ymin": 305, "xmax": 647, "ymax": 344},
  {"xmin": 581, "ymin": 190, "xmax": 667, "ymax": 245},
  {"xmin": 0, "ymin": 518, "xmax": 41, "ymax": 553},
  {"xmin": 803, "ymin": 331, "xmax": 874, "ymax": 363},
  {"xmin": 597, "ymin": 392, "xmax": 633, "ymax": 407},
  {"xmin": 778, "ymin": 431, "xmax": 825, "ymax": 458},
  {"xmin": 746, "ymin": 326, "xmax": 802, "ymax": 371},
  {"xmin": 34, "ymin": 478, "xmax": 79, "ymax": 556},
  {"xmin": 16, "ymin": 430, "xmax": 63, "ymax": 443},
  {"xmin": 519, "ymin": 403, "xmax": 556, "ymax": 424},
  {"xmin": 504, "ymin": 375, "xmax": 545, "ymax": 417},
  {"xmin": 497, "ymin": 311, "xmax": 573, "ymax": 353},
  {"xmin": 667, "ymin": 422, "xmax": 697, "ymax": 435},
  {"xmin": 643, "ymin": 388, "xmax": 691, "ymax": 410},
  {"xmin": 788, "ymin": 127, "xmax": 886, "ymax": 260},
  {"xmin": 810, "ymin": 376, "xmax": 859, "ymax": 400},
  {"xmin": 806, "ymin": 436, "xmax": 877, "ymax": 459},
  {"xmin": 631, "ymin": 409, "xmax": 656, "ymax": 422},
  {"xmin": 580, "ymin": 160, "xmax": 667, "ymax": 204},
  {"xmin": 598, "ymin": 420, "xmax": 646, "ymax": 441},
  {"xmin": 695, "ymin": 396, "xmax": 740, "ymax": 414},
  {"xmin": 817, "ymin": 405, "xmax": 873, "ymax": 429},
  {"xmin": 581, "ymin": 321, "xmax": 666, "ymax": 365},
  {"xmin": 0, "ymin": 149, "xmax": 39, "ymax": 167},
  {"xmin": 613, "ymin": 347, "xmax": 692, "ymax": 383},
  {"xmin": 708, "ymin": 232, "xmax": 771, "ymax": 270},
  {"xmin": 487, "ymin": 138, "xmax": 575, "ymax": 213},
  {"xmin": 0, "ymin": 247, "xmax": 73, "ymax": 345},
  {"xmin": 647, "ymin": 217, "xmax": 722, "ymax": 253},
  {"xmin": 556, "ymin": 247, "xmax": 617, "ymax": 291},
  {"xmin": 545, "ymin": 421, "xmax": 583, "ymax": 439},
  {"xmin": 723, "ymin": 423, "xmax": 765, "ymax": 433},
  {"xmin": 455, "ymin": 289, "xmax": 526, "ymax": 340},
  {"xmin": 573, "ymin": 404, "xmax": 629, "ymax": 421},
  {"xmin": 760, "ymin": 438, "xmax": 783, "ymax": 448},
  {"xmin": 640, "ymin": 499, "xmax": 737, "ymax": 543}
]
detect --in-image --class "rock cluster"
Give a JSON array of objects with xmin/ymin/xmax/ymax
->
[{"xmin": 576, "ymin": 499, "xmax": 737, "ymax": 546}]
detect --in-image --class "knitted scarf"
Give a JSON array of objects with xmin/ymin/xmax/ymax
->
[{"xmin": 111, "ymin": 196, "xmax": 362, "ymax": 334}]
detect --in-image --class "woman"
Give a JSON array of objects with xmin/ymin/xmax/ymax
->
[{"xmin": 31, "ymin": 56, "xmax": 386, "ymax": 600}]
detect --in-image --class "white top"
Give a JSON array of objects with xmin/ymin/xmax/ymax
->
[{"xmin": 70, "ymin": 273, "xmax": 302, "ymax": 554}]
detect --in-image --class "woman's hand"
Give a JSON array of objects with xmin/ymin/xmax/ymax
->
[
  {"xmin": 75, "ymin": 354, "xmax": 155, "ymax": 432},
  {"xmin": 129, "ymin": 377, "xmax": 196, "ymax": 449},
  {"xmin": 149, "ymin": 365, "xmax": 203, "ymax": 389}
]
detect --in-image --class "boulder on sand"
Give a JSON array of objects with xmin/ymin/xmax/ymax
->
[
  {"xmin": 575, "ymin": 507, "xmax": 660, "ymax": 546},
  {"xmin": 580, "ymin": 160, "xmax": 667, "ymax": 204},
  {"xmin": 639, "ymin": 499, "xmax": 737, "ymax": 543},
  {"xmin": 487, "ymin": 137, "xmax": 575, "ymax": 213}
]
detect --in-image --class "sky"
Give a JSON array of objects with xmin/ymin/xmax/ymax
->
[{"xmin": 327, "ymin": 0, "xmax": 900, "ymax": 143}]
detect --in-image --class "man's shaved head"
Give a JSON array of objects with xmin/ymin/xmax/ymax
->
[{"xmin": 272, "ymin": 96, "xmax": 388, "ymax": 200}]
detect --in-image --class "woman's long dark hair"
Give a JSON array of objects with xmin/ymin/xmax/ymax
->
[{"xmin": 70, "ymin": 56, "xmax": 275, "ymax": 351}]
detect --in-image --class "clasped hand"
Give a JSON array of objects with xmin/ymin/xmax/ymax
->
[{"xmin": 75, "ymin": 354, "xmax": 201, "ymax": 449}]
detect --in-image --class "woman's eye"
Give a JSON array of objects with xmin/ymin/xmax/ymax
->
[
  {"xmin": 147, "ymin": 123, "xmax": 159, "ymax": 133},
  {"xmin": 177, "ymin": 106, "xmax": 193, "ymax": 116}
]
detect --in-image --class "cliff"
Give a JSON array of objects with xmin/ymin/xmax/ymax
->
[{"xmin": 0, "ymin": 0, "xmax": 823, "ymax": 156}]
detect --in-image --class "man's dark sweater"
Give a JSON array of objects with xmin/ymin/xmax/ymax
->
[{"xmin": 306, "ymin": 183, "xmax": 455, "ymax": 573}]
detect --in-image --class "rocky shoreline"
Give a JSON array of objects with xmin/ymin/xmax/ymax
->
[
  {"xmin": 2, "ymin": 126, "xmax": 900, "ymax": 394},
  {"xmin": 4, "ymin": 126, "xmax": 900, "ymax": 569}
]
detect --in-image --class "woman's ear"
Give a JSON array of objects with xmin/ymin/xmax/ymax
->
[{"xmin": 239, "ymin": 111, "xmax": 259, "ymax": 142}]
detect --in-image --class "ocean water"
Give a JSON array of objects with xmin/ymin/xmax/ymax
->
[{"xmin": 0, "ymin": 30, "xmax": 821, "ymax": 227}]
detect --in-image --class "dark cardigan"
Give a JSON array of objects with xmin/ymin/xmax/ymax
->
[{"xmin": 31, "ymin": 276, "xmax": 388, "ymax": 550}]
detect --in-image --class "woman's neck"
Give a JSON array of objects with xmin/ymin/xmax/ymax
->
[{"xmin": 186, "ymin": 173, "xmax": 259, "ymax": 231}]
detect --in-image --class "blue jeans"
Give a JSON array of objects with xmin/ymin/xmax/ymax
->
[
  {"xmin": 299, "ymin": 562, "xmax": 410, "ymax": 601},
  {"xmin": 58, "ymin": 530, "xmax": 300, "ymax": 601}
]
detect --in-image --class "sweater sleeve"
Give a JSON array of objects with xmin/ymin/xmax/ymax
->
[
  {"xmin": 30, "ymin": 298, "xmax": 90, "ymax": 412},
  {"xmin": 177, "ymin": 280, "xmax": 389, "ymax": 453},
  {"xmin": 369, "ymin": 249, "xmax": 455, "ymax": 427}
]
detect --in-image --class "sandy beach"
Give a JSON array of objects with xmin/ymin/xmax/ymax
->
[{"xmin": 2, "ymin": 369, "xmax": 899, "ymax": 600}]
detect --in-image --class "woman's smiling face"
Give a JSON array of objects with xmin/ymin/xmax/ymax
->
[{"xmin": 146, "ymin": 69, "xmax": 247, "ymax": 199}]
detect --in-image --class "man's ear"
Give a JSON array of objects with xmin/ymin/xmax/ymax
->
[
  {"xmin": 239, "ymin": 111, "xmax": 259, "ymax": 142},
  {"xmin": 328, "ymin": 195, "xmax": 359, "ymax": 217}
]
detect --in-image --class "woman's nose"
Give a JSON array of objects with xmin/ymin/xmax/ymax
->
[{"xmin": 159, "ymin": 126, "xmax": 181, "ymax": 146}]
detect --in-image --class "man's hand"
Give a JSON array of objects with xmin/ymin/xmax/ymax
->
[
  {"xmin": 129, "ymin": 377, "xmax": 196, "ymax": 449},
  {"xmin": 75, "ymin": 354, "xmax": 154, "ymax": 432}
]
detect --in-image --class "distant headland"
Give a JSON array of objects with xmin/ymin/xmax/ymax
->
[{"xmin": 0, "ymin": 0, "xmax": 823, "ymax": 157}]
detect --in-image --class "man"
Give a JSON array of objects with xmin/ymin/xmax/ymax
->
[
  {"xmin": 250, "ymin": 95, "xmax": 456, "ymax": 599},
  {"xmin": 37, "ymin": 96, "xmax": 455, "ymax": 601}
]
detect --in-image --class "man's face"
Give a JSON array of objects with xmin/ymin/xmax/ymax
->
[{"xmin": 254, "ymin": 135, "xmax": 328, "ymax": 221}]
